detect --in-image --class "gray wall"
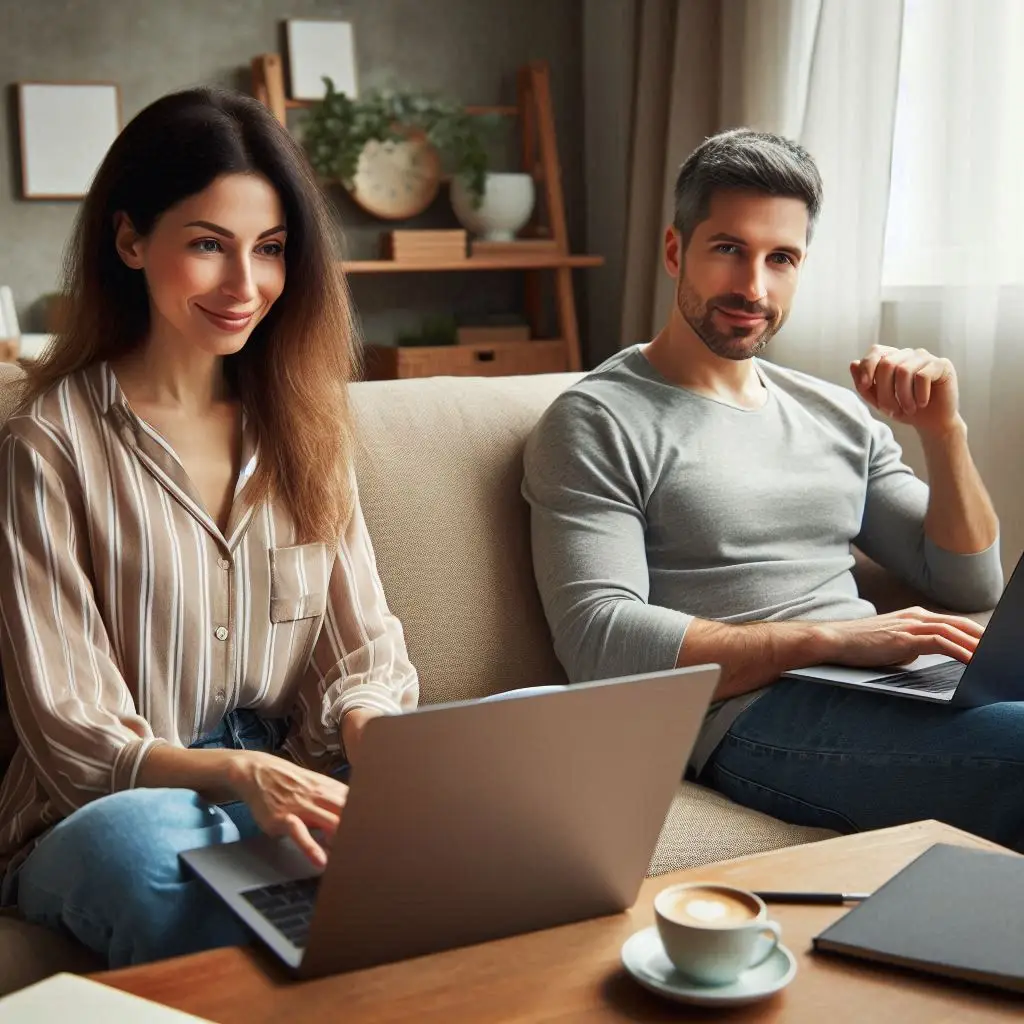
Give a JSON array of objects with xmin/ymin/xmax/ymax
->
[{"xmin": 0, "ymin": 0, "xmax": 585, "ymax": 343}]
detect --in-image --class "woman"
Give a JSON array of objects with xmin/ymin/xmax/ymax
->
[{"xmin": 0, "ymin": 88, "xmax": 418, "ymax": 967}]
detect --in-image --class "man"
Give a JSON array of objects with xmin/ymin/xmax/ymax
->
[{"xmin": 523, "ymin": 128, "xmax": 1019, "ymax": 848}]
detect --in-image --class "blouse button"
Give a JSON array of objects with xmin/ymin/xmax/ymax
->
[
  {"xmin": 214, "ymin": 626, "xmax": 229, "ymax": 641},
  {"xmin": 217, "ymin": 558, "xmax": 231, "ymax": 571}
]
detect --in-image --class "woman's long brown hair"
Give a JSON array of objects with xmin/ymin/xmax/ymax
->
[{"xmin": 24, "ymin": 88, "xmax": 360, "ymax": 544}]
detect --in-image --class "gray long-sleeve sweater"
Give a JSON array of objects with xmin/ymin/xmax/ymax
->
[{"xmin": 522, "ymin": 346, "xmax": 1003, "ymax": 771}]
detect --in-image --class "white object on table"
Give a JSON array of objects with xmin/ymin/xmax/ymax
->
[{"xmin": 0, "ymin": 972, "xmax": 213, "ymax": 1022}]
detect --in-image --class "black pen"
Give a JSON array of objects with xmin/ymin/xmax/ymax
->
[{"xmin": 753, "ymin": 891, "xmax": 871, "ymax": 905}]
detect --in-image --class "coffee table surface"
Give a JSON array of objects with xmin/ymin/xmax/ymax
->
[{"xmin": 97, "ymin": 820, "xmax": 1022, "ymax": 1023}]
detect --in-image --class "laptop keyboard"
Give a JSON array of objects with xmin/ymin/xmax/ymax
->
[
  {"xmin": 880, "ymin": 660, "xmax": 965, "ymax": 694},
  {"xmin": 241, "ymin": 876, "xmax": 321, "ymax": 948}
]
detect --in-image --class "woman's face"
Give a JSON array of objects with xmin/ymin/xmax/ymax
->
[{"xmin": 116, "ymin": 173, "xmax": 287, "ymax": 357}]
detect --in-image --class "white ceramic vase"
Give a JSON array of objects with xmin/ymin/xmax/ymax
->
[{"xmin": 450, "ymin": 172, "xmax": 536, "ymax": 241}]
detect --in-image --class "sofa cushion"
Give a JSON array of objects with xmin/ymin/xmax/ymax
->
[
  {"xmin": 350, "ymin": 374, "xmax": 583, "ymax": 705},
  {"xmin": 0, "ymin": 911, "xmax": 103, "ymax": 997},
  {"xmin": 0, "ymin": 362, "xmax": 24, "ymax": 422},
  {"xmin": 649, "ymin": 782, "xmax": 835, "ymax": 877}
]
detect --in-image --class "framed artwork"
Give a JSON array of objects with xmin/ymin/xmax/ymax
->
[
  {"xmin": 286, "ymin": 19, "xmax": 358, "ymax": 100},
  {"xmin": 17, "ymin": 82, "xmax": 121, "ymax": 200}
]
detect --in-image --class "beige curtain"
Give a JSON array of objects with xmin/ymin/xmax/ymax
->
[
  {"xmin": 583, "ymin": 0, "xmax": 901, "ymax": 376},
  {"xmin": 724, "ymin": 0, "xmax": 904, "ymax": 385},
  {"xmin": 582, "ymin": 0, "xmax": 722, "ymax": 367}
]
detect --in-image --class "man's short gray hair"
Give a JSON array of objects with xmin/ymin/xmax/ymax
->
[{"xmin": 673, "ymin": 128, "xmax": 823, "ymax": 244}]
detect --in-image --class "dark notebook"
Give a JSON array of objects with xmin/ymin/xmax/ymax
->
[{"xmin": 813, "ymin": 843, "xmax": 1024, "ymax": 994}]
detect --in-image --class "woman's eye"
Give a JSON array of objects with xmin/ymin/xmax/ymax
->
[
  {"xmin": 192, "ymin": 238, "xmax": 222, "ymax": 254},
  {"xmin": 257, "ymin": 241, "xmax": 284, "ymax": 257}
]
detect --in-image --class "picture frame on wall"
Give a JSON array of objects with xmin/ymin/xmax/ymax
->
[
  {"xmin": 286, "ymin": 19, "xmax": 358, "ymax": 101},
  {"xmin": 17, "ymin": 81, "xmax": 121, "ymax": 200}
]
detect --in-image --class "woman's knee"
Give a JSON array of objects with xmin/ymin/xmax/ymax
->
[
  {"xmin": 23, "ymin": 788, "xmax": 239, "ymax": 894},
  {"xmin": 18, "ymin": 788, "xmax": 248, "ymax": 965}
]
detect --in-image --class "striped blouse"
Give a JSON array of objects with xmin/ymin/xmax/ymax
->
[{"xmin": 0, "ymin": 362, "xmax": 418, "ymax": 875}]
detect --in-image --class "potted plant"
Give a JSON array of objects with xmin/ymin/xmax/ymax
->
[{"xmin": 301, "ymin": 78, "xmax": 496, "ymax": 209}]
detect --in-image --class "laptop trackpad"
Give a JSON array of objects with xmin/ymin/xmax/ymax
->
[{"xmin": 181, "ymin": 833, "xmax": 319, "ymax": 891}]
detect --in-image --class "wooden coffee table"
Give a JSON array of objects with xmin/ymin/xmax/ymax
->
[{"xmin": 96, "ymin": 820, "xmax": 1022, "ymax": 1022}]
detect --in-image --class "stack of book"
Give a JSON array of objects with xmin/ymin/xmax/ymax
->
[{"xmin": 382, "ymin": 230, "xmax": 467, "ymax": 263}]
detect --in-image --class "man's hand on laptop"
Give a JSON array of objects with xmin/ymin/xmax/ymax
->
[
  {"xmin": 813, "ymin": 607, "xmax": 984, "ymax": 667},
  {"xmin": 850, "ymin": 345, "xmax": 963, "ymax": 438},
  {"xmin": 226, "ymin": 752, "xmax": 348, "ymax": 868},
  {"xmin": 681, "ymin": 608, "xmax": 984, "ymax": 701}
]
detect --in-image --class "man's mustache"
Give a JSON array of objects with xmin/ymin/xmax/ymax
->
[{"xmin": 711, "ymin": 294, "xmax": 777, "ymax": 318}]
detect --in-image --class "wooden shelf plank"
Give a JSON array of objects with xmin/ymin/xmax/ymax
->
[
  {"xmin": 285, "ymin": 99, "xmax": 518, "ymax": 117},
  {"xmin": 342, "ymin": 255, "xmax": 604, "ymax": 273}
]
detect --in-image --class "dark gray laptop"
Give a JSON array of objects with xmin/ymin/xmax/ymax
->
[
  {"xmin": 783, "ymin": 552, "xmax": 1022, "ymax": 706},
  {"xmin": 180, "ymin": 665, "xmax": 720, "ymax": 978}
]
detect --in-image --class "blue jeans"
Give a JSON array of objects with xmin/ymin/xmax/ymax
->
[
  {"xmin": 6, "ymin": 710, "xmax": 329, "ymax": 967},
  {"xmin": 700, "ymin": 680, "xmax": 1024, "ymax": 851}
]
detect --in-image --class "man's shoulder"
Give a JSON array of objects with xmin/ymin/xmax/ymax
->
[
  {"xmin": 557, "ymin": 346, "xmax": 669, "ymax": 419},
  {"xmin": 758, "ymin": 359, "xmax": 869, "ymax": 425}
]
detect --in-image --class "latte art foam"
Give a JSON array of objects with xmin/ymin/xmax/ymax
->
[{"xmin": 666, "ymin": 887, "xmax": 759, "ymax": 928}]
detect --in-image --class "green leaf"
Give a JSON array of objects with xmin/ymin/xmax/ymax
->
[{"xmin": 298, "ymin": 83, "xmax": 498, "ymax": 199}]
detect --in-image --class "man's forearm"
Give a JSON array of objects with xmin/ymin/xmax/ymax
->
[
  {"xmin": 675, "ymin": 618, "xmax": 830, "ymax": 700},
  {"xmin": 920, "ymin": 418, "xmax": 998, "ymax": 554}
]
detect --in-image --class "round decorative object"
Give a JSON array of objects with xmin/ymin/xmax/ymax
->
[
  {"xmin": 348, "ymin": 136, "xmax": 442, "ymax": 220},
  {"xmin": 450, "ymin": 172, "xmax": 536, "ymax": 241}
]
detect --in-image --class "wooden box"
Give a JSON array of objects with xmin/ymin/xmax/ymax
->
[
  {"xmin": 382, "ymin": 230, "xmax": 467, "ymax": 263},
  {"xmin": 364, "ymin": 339, "xmax": 568, "ymax": 380}
]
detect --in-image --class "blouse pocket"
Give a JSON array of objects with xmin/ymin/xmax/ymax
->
[{"xmin": 269, "ymin": 543, "xmax": 329, "ymax": 623}]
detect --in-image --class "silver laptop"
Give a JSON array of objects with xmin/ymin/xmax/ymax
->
[
  {"xmin": 180, "ymin": 665, "xmax": 720, "ymax": 979},
  {"xmin": 783, "ymin": 551, "xmax": 1023, "ymax": 706}
]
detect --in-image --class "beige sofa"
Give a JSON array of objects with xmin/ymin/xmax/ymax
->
[{"xmin": 1, "ymin": 366, "xmax": 939, "ymax": 994}]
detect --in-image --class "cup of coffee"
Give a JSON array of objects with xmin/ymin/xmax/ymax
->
[{"xmin": 653, "ymin": 882, "xmax": 782, "ymax": 986}]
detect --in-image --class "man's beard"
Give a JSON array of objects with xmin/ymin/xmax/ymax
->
[{"xmin": 676, "ymin": 275, "xmax": 783, "ymax": 361}]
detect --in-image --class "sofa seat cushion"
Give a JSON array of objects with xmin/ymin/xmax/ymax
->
[
  {"xmin": 648, "ymin": 782, "xmax": 836, "ymax": 877},
  {"xmin": 350, "ymin": 374, "xmax": 583, "ymax": 705},
  {"xmin": 0, "ymin": 911, "xmax": 102, "ymax": 997}
]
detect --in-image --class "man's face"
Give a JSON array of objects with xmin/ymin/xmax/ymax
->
[{"xmin": 671, "ymin": 189, "xmax": 809, "ymax": 360}]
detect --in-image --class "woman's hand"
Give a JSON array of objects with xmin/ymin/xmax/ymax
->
[{"xmin": 226, "ymin": 751, "xmax": 348, "ymax": 867}]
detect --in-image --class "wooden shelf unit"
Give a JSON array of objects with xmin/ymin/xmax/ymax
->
[
  {"xmin": 342, "ymin": 254, "xmax": 603, "ymax": 273},
  {"xmin": 251, "ymin": 54, "xmax": 602, "ymax": 377}
]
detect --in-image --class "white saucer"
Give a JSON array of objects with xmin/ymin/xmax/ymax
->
[{"xmin": 621, "ymin": 926, "xmax": 798, "ymax": 1008}]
